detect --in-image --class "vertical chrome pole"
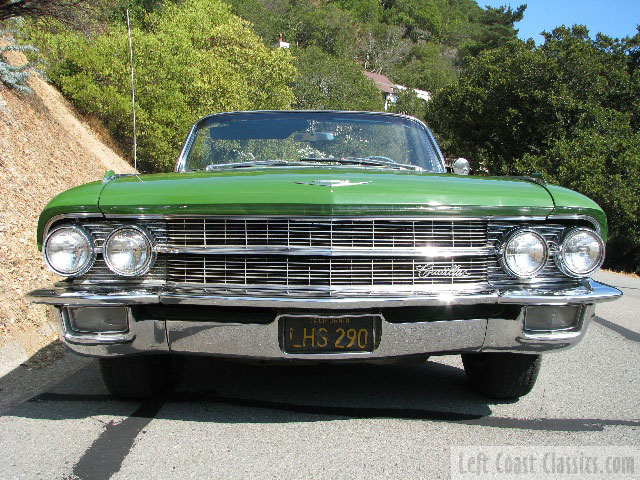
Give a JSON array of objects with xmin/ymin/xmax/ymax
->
[{"xmin": 126, "ymin": 9, "xmax": 137, "ymax": 172}]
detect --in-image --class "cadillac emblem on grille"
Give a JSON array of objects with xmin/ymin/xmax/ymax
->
[
  {"xmin": 415, "ymin": 264, "xmax": 471, "ymax": 278},
  {"xmin": 293, "ymin": 179, "xmax": 371, "ymax": 187}
]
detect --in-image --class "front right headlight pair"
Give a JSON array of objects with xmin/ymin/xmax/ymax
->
[
  {"xmin": 44, "ymin": 225, "xmax": 155, "ymax": 277},
  {"xmin": 500, "ymin": 227, "xmax": 604, "ymax": 279}
]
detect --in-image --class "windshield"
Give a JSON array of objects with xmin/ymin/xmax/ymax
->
[{"xmin": 180, "ymin": 111, "xmax": 444, "ymax": 172}]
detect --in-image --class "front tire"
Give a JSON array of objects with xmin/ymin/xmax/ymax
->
[
  {"xmin": 461, "ymin": 352, "xmax": 541, "ymax": 399},
  {"xmin": 99, "ymin": 355, "xmax": 174, "ymax": 399}
]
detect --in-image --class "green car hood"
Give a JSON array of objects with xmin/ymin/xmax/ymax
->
[
  {"xmin": 96, "ymin": 169, "xmax": 556, "ymax": 217},
  {"xmin": 37, "ymin": 169, "xmax": 609, "ymax": 249}
]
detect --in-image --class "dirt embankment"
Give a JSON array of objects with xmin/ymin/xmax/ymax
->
[{"xmin": 0, "ymin": 49, "xmax": 134, "ymax": 360}]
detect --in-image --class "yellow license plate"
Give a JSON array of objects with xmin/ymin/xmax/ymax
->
[{"xmin": 280, "ymin": 314, "xmax": 380, "ymax": 353}]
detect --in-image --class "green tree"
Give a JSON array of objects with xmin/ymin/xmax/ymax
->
[
  {"xmin": 223, "ymin": 0, "xmax": 283, "ymax": 45},
  {"xmin": 293, "ymin": 3, "xmax": 357, "ymax": 56},
  {"xmin": 292, "ymin": 46, "xmax": 384, "ymax": 111},
  {"xmin": 390, "ymin": 43, "xmax": 458, "ymax": 91},
  {"xmin": 425, "ymin": 26, "xmax": 640, "ymax": 272},
  {"xmin": 460, "ymin": 4, "xmax": 526, "ymax": 61},
  {"xmin": 28, "ymin": 0, "xmax": 296, "ymax": 172},
  {"xmin": 332, "ymin": 0, "xmax": 381, "ymax": 23},
  {"xmin": 388, "ymin": 88, "xmax": 426, "ymax": 118},
  {"xmin": 382, "ymin": 0, "xmax": 444, "ymax": 41}
]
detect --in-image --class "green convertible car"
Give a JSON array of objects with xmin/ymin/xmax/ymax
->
[{"xmin": 29, "ymin": 110, "xmax": 621, "ymax": 399}]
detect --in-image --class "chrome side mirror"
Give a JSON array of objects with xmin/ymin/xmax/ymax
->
[{"xmin": 452, "ymin": 158, "xmax": 470, "ymax": 175}]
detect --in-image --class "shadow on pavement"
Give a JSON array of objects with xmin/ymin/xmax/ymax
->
[
  {"xmin": 4, "ymin": 347, "xmax": 639, "ymax": 480},
  {"xmin": 2, "ymin": 350, "xmax": 497, "ymax": 423}
]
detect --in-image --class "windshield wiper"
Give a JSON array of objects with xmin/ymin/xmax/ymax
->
[
  {"xmin": 299, "ymin": 156, "xmax": 422, "ymax": 171},
  {"xmin": 190, "ymin": 157, "xmax": 422, "ymax": 171},
  {"xmin": 192, "ymin": 160, "xmax": 296, "ymax": 171}
]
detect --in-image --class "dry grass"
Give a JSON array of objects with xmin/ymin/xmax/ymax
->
[{"xmin": 0, "ymin": 48, "xmax": 133, "ymax": 355}]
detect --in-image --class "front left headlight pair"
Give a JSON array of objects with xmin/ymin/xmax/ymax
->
[
  {"xmin": 500, "ymin": 227, "xmax": 604, "ymax": 279},
  {"xmin": 44, "ymin": 225, "xmax": 154, "ymax": 277}
]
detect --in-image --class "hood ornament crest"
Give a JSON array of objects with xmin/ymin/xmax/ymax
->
[{"xmin": 293, "ymin": 179, "xmax": 371, "ymax": 187}]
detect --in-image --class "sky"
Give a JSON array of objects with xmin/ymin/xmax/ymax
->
[{"xmin": 482, "ymin": 0, "xmax": 639, "ymax": 44}]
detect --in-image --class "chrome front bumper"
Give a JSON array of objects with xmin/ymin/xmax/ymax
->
[{"xmin": 30, "ymin": 280, "xmax": 621, "ymax": 359}]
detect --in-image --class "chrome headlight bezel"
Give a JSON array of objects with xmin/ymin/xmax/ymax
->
[
  {"xmin": 43, "ymin": 225, "xmax": 96, "ymax": 277},
  {"xmin": 498, "ymin": 228, "xmax": 549, "ymax": 279},
  {"xmin": 103, "ymin": 225, "xmax": 156, "ymax": 277},
  {"xmin": 557, "ymin": 227, "xmax": 605, "ymax": 278}
]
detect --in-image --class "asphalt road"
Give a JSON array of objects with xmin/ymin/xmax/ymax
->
[{"xmin": 0, "ymin": 271, "xmax": 638, "ymax": 480}]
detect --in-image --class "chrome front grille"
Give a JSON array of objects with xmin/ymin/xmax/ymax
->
[
  {"xmin": 165, "ymin": 218, "xmax": 488, "ymax": 249},
  {"xmin": 60, "ymin": 216, "xmax": 582, "ymax": 293},
  {"xmin": 167, "ymin": 255, "xmax": 488, "ymax": 288}
]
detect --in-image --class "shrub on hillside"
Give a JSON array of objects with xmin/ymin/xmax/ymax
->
[{"xmin": 27, "ymin": 0, "xmax": 296, "ymax": 172}]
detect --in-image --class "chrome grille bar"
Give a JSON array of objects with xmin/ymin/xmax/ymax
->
[{"xmin": 71, "ymin": 257, "xmax": 167, "ymax": 286}]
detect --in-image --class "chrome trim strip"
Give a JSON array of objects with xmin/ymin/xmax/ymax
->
[
  {"xmin": 42, "ymin": 213, "xmax": 104, "ymax": 244},
  {"xmin": 156, "ymin": 245, "xmax": 493, "ymax": 257},
  {"xmin": 27, "ymin": 280, "xmax": 621, "ymax": 308},
  {"xmin": 104, "ymin": 214, "xmax": 547, "ymax": 221},
  {"xmin": 159, "ymin": 292, "xmax": 500, "ymax": 308},
  {"xmin": 28, "ymin": 287, "xmax": 161, "ymax": 305},
  {"xmin": 546, "ymin": 214, "xmax": 601, "ymax": 233}
]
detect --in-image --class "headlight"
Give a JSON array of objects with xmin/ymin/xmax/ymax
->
[
  {"xmin": 104, "ymin": 226, "xmax": 155, "ymax": 277},
  {"xmin": 44, "ymin": 225, "xmax": 95, "ymax": 276},
  {"xmin": 558, "ymin": 228, "xmax": 604, "ymax": 278},
  {"xmin": 500, "ymin": 229, "xmax": 548, "ymax": 278}
]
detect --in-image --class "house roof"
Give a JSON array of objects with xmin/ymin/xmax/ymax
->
[{"xmin": 364, "ymin": 71, "xmax": 395, "ymax": 94}]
